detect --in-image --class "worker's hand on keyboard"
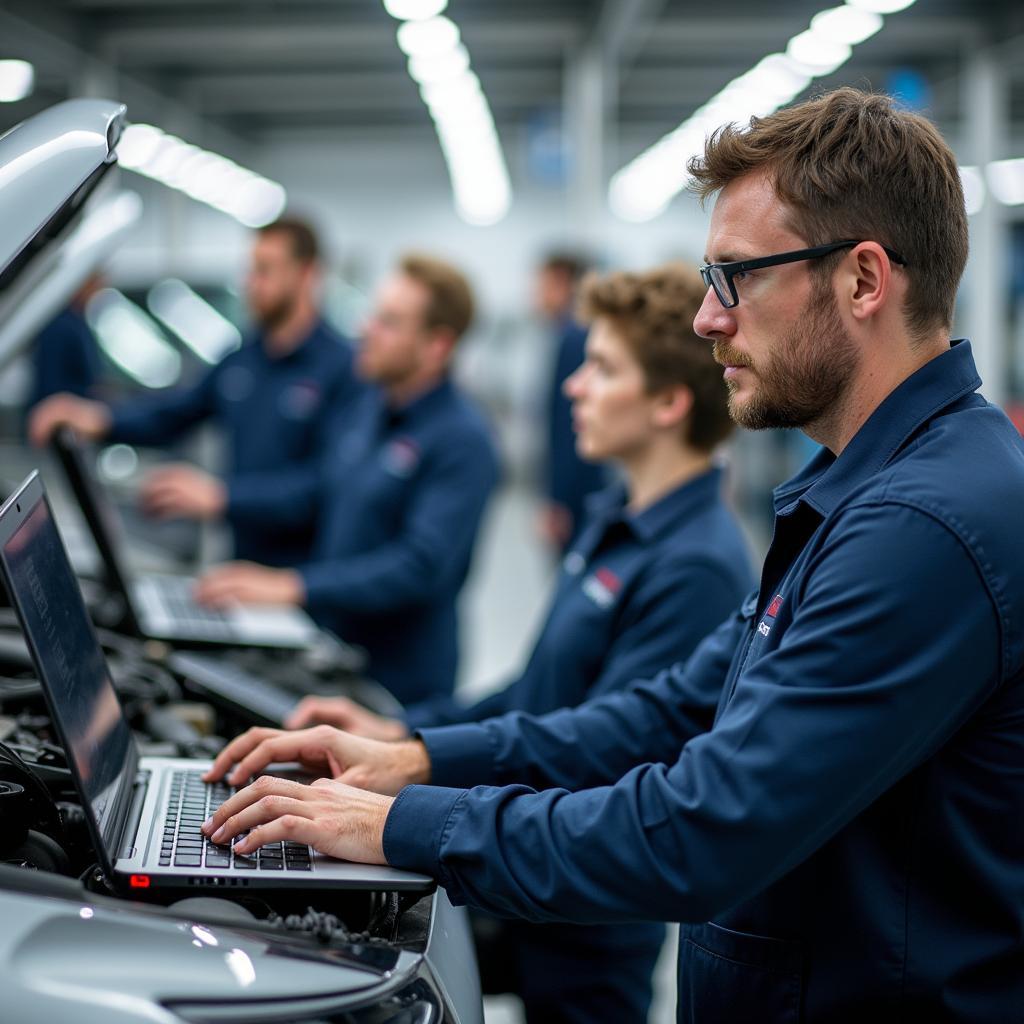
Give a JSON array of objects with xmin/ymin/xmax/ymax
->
[
  {"xmin": 202, "ymin": 724, "xmax": 431, "ymax": 796},
  {"xmin": 285, "ymin": 695, "xmax": 409, "ymax": 741},
  {"xmin": 194, "ymin": 561, "xmax": 305, "ymax": 607},
  {"xmin": 202, "ymin": 773, "xmax": 392, "ymax": 865}
]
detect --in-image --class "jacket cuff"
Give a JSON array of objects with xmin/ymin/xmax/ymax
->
[
  {"xmin": 416, "ymin": 723, "xmax": 496, "ymax": 788},
  {"xmin": 382, "ymin": 784, "xmax": 465, "ymax": 877}
]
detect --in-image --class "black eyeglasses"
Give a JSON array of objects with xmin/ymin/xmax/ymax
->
[{"xmin": 699, "ymin": 240, "xmax": 908, "ymax": 310}]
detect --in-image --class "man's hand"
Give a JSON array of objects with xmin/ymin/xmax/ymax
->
[
  {"xmin": 201, "ymin": 724, "xmax": 431, "ymax": 795},
  {"xmin": 285, "ymin": 696, "xmax": 409, "ymax": 741},
  {"xmin": 139, "ymin": 464, "xmax": 227, "ymax": 521},
  {"xmin": 202, "ymin": 774, "xmax": 392, "ymax": 864},
  {"xmin": 28, "ymin": 394, "xmax": 112, "ymax": 448},
  {"xmin": 194, "ymin": 562, "xmax": 304, "ymax": 607}
]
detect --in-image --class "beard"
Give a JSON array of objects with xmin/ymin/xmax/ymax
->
[
  {"xmin": 713, "ymin": 279, "xmax": 859, "ymax": 432},
  {"xmin": 252, "ymin": 293, "xmax": 297, "ymax": 332}
]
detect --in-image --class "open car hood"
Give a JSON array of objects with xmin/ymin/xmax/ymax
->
[{"xmin": 0, "ymin": 98, "xmax": 129, "ymax": 373}]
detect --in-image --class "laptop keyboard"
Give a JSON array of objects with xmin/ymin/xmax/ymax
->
[
  {"xmin": 151, "ymin": 576, "xmax": 231, "ymax": 633},
  {"xmin": 160, "ymin": 770, "xmax": 312, "ymax": 871}
]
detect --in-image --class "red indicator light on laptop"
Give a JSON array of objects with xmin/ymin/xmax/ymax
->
[{"xmin": 129, "ymin": 874, "xmax": 151, "ymax": 888}]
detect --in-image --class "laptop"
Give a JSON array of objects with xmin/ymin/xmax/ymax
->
[
  {"xmin": 52, "ymin": 427, "xmax": 321, "ymax": 649},
  {"xmin": 0, "ymin": 472, "xmax": 433, "ymax": 895}
]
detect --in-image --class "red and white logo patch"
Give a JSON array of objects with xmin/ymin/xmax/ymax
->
[
  {"xmin": 757, "ymin": 594, "xmax": 784, "ymax": 637},
  {"xmin": 582, "ymin": 567, "xmax": 622, "ymax": 609}
]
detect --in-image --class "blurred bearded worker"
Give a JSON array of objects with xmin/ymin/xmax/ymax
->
[
  {"xmin": 192, "ymin": 253, "xmax": 501, "ymax": 704},
  {"xmin": 28, "ymin": 217, "xmax": 357, "ymax": 567}
]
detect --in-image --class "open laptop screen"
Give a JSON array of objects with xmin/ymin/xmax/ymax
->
[{"xmin": 0, "ymin": 476, "xmax": 133, "ymax": 847}]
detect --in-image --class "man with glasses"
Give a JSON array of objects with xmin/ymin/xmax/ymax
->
[{"xmin": 201, "ymin": 89, "xmax": 1024, "ymax": 1022}]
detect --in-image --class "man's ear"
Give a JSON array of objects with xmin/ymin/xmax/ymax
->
[
  {"xmin": 846, "ymin": 242, "xmax": 892, "ymax": 323},
  {"xmin": 652, "ymin": 385, "xmax": 694, "ymax": 430},
  {"xmin": 427, "ymin": 326, "xmax": 458, "ymax": 368}
]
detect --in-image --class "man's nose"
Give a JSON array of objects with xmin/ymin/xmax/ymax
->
[{"xmin": 693, "ymin": 287, "xmax": 736, "ymax": 340}]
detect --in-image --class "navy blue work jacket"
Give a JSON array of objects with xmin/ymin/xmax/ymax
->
[
  {"xmin": 28, "ymin": 307, "xmax": 103, "ymax": 408},
  {"xmin": 383, "ymin": 341, "xmax": 1024, "ymax": 1023},
  {"xmin": 229, "ymin": 377, "xmax": 500, "ymax": 703},
  {"xmin": 546, "ymin": 316, "xmax": 607, "ymax": 550},
  {"xmin": 108, "ymin": 319, "xmax": 355, "ymax": 566},
  {"xmin": 406, "ymin": 467, "xmax": 753, "ymax": 731}
]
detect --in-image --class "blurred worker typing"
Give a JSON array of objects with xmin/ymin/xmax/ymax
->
[
  {"xmin": 28, "ymin": 217, "xmax": 356, "ymax": 567},
  {"xmin": 193, "ymin": 254, "xmax": 500, "ymax": 704}
]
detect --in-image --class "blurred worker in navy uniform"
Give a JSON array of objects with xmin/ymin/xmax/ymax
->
[
  {"xmin": 535, "ymin": 252, "xmax": 607, "ymax": 553},
  {"xmin": 283, "ymin": 262, "xmax": 754, "ymax": 1022},
  {"xmin": 193, "ymin": 254, "xmax": 500, "ymax": 705},
  {"xmin": 202, "ymin": 90, "xmax": 1024, "ymax": 1024},
  {"xmin": 25, "ymin": 272, "xmax": 105, "ymax": 413},
  {"xmin": 28, "ymin": 217, "xmax": 355, "ymax": 567}
]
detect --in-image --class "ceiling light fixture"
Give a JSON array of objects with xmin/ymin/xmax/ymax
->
[
  {"xmin": 609, "ymin": 0, "xmax": 918, "ymax": 222},
  {"xmin": 384, "ymin": 0, "xmax": 447, "ymax": 21},
  {"xmin": 0, "ymin": 60, "xmax": 34, "ymax": 103},
  {"xmin": 385, "ymin": 3, "xmax": 511, "ymax": 225},
  {"xmin": 116, "ymin": 123, "xmax": 286, "ymax": 227}
]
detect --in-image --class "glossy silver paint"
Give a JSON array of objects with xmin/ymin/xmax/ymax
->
[{"xmin": 0, "ymin": 98, "xmax": 125, "ymax": 278}]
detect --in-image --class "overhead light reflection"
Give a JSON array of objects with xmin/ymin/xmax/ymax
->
[
  {"xmin": 147, "ymin": 279, "xmax": 242, "ymax": 364},
  {"xmin": 86, "ymin": 289, "xmax": 181, "ymax": 389}
]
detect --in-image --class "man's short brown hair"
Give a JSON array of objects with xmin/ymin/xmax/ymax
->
[
  {"xmin": 687, "ymin": 87, "xmax": 968, "ymax": 339},
  {"xmin": 258, "ymin": 216, "xmax": 320, "ymax": 265},
  {"xmin": 578, "ymin": 263, "xmax": 733, "ymax": 453},
  {"xmin": 399, "ymin": 252, "xmax": 475, "ymax": 341}
]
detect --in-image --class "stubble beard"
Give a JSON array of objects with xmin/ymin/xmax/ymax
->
[{"xmin": 717, "ymin": 280, "xmax": 860, "ymax": 432}]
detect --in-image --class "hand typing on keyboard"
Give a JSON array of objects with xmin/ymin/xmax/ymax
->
[
  {"xmin": 202, "ymin": 724, "xmax": 430, "ymax": 795},
  {"xmin": 201, "ymin": 773, "xmax": 392, "ymax": 865},
  {"xmin": 193, "ymin": 562, "xmax": 305, "ymax": 608},
  {"xmin": 201, "ymin": 725, "xmax": 433, "ymax": 864}
]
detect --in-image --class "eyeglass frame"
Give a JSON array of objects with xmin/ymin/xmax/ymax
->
[{"xmin": 699, "ymin": 240, "xmax": 908, "ymax": 310}]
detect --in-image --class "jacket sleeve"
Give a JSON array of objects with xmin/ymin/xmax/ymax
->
[
  {"xmin": 107, "ymin": 365, "xmax": 219, "ymax": 446},
  {"xmin": 298, "ymin": 433, "xmax": 499, "ymax": 614},
  {"xmin": 416, "ymin": 603, "xmax": 748, "ymax": 791},
  {"xmin": 224, "ymin": 460, "xmax": 325, "ymax": 535},
  {"xmin": 404, "ymin": 555, "xmax": 749, "ymax": 731},
  {"xmin": 383, "ymin": 503, "xmax": 1002, "ymax": 925}
]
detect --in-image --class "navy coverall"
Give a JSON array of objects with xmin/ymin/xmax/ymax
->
[
  {"xmin": 383, "ymin": 341, "xmax": 1024, "ymax": 1023},
  {"xmin": 28, "ymin": 307, "xmax": 103, "ymax": 408},
  {"xmin": 545, "ymin": 316, "xmax": 606, "ymax": 551},
  {"xmin": 228, "ymin": 378, "xmax": 500, "ymax": 703},
  {"xmin": 406, "ymin": 467, "xmax": 754, "ymax": 1021},
  {"xmin": 106, "ymin": 320, "xmax": 355, "ymax": 567}
]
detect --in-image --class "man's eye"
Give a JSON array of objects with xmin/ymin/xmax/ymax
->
[{"xmin": 733, "ymin": 270, "xmax": 749, "ymax": 283}]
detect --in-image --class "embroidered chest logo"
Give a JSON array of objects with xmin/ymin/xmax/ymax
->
[
  {"xmin": 280, "ymin": 379, "xmax": 322, "ymax": 419},
  {"xmin": 582, "ymin": 567, "xmax": 622, "ymax": 609},
  {"xmin": 757, "ymin": 594, "xmax": 784, "ymax": 637},
  {"xmin": 382, "ymin": 437, "xmax": 421, "ymax": 478}
]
